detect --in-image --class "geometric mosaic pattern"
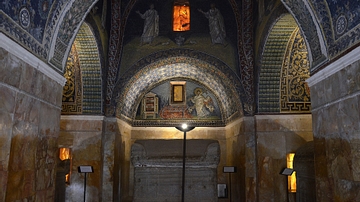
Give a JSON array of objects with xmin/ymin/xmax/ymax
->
[
  {"xmin": 73, "ymin": 23, "xmax": 102, "ymax": 114},
  {"xmin": 61, "ymin": 23, "xmax": 102, "ymax": 115},
  {"xmin": 259, "ymin": 14, "xmax": 311, "ymax": 114},
  {"xmin": 258, "ymin": 14, "xmax": 298, "ymax": 113}
]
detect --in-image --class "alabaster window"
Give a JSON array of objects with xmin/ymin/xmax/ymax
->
[
  {"xmin": 173, "ymin": 0, "xmax": 190, "ymax": 31},
  {"xmin": 59, "ymin": 148, "xmax": 71, "ymax": 184}
]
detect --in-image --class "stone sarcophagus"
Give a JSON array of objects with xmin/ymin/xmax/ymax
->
[{"xmin": 131, "ymin": 139, "xmax": 220, "ymax": 202}]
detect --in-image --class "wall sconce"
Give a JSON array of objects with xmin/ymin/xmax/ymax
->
[
  {"xmin": 286, "ymin": 153, "xmax": 296, "ymax": 193},
  {"xmin": 59, "ymin": 147, "xmax": 71, "ymax": 184},
  {"xmin": 173, "ymin": 1, "xmax": 190, "ymax": 32}
]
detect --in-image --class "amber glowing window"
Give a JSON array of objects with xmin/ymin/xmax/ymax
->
[
  {"xmin": 173, "ymin": 4, "xmax": 190, "ymax": 31},
  {"xmin": 287, "ymin": 153, "xmax": 296, "ymax": 192},
  {"xmin": 59, "ymin": 148, "xmax": 71, "ymax": 160},
  {"xmin": 59, "ymin": 148, "xmax": 71, "ymax": 184}
]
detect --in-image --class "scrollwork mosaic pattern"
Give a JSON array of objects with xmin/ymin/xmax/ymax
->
[
  {"xmin": 280, "ymin": 28, "xmax": 311, "ymax": 112},
  {"xmin": 61, "ymin": 44, "xmax": 83, "ymax": 114},
  {"xmin": 281, "ymin": 0, "xmax": 327, "ymax": 72},
  {"xmin": 106, "ymin": 0, "xmax": 124, "ymax": 114},
  {"xmin": 49, "ymin": 0, "xmax": 97, "ymax": 70}
]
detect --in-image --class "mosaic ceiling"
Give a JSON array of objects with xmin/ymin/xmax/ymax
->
[
  {"xmin": 2, "ymin": 0, "xmax": 360, "ymax": 119},
  {"xmin": 281, "ymin": 0, "xmax": 360, "ymax": 73},
  {"xmin": 0, "ymin": 0, "xmax": 98, "ymax": 72},
  {"xmin": 1, "ymin": 0, "xmax": 360, "ymax": 71}
]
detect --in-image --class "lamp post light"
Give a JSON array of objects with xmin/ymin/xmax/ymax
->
[{"xmin": 175, "ymin": 123, "xmax": 195, "ymax": 202}]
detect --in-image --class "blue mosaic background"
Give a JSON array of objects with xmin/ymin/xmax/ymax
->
[
  {"xmin": 326, "ymin": 0, "xmax": 360, "ymax": 38},
  {"xmin": 1, "ymin": 0, "xmax": 56, "ymax": 42}
]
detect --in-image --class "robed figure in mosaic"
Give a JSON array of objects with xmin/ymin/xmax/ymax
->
[
  {"xmin": 198, "ymin": 3, "xmax": 227, "ymax": 46},
  {"xmin": 188, "ymin": 88, "xmax": 214, "ymax": 118},
  {"xmin": 136, "ymin": 4, "xmax": 159, "ymax": 45}
]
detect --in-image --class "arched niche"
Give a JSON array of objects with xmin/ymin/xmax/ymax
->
[
  {"xmin": 258, "ymin": 14, "xmax": 311, "ymax": 113},
  {"xmin": 113, "ymin": 50, "xmax": 245, "ymax": 126}
]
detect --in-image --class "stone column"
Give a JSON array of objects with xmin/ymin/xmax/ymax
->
[{"xmin": 245, "ymin": 116, "xmax": 257, "ymax": 202}]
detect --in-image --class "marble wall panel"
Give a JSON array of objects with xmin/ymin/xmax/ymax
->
[
  {"xmin": 225, "ymin": 118, "xmax": 247, "ymax": 201},
  {"xmin": 0, "ymin": 48, "xmax": 22, "ymax": 88},
  {"xmin": 131, "ymin": 140, "xmax": 219, "ymax": 202},
  {"xmin": 59, "ymin": 117, "xmax": 104, "ymax": 202},
  {"xmin": 222, "ymin": 117, "xmax": 263, "ymax": 202},
  {"xmin": 311, "ymin": 59, "xmax": 360, "ymax": 109},
  {"xmin": 255, "ymin": 114, "xmax": 313, "ymax": 202},
  {"xmin": 310, "ymin": 59, "xmax": 360, "ymax": 201},
  {"xmin": 0, "ymin": 47, "xmax": 63, "ymax": 201},
  {"xmin": 101, "ymin": 118, "xmax": 118, "ymax": 201},
  {"xmin": 0, "ymin": 85, "xmax": 16, "ymax": 202},
  {"xmin": 117, "ymin": 119, "xmax": 133, "ymax": 201}
]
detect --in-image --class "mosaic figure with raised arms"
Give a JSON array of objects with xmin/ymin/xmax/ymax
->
[{"xmin": 136, "ymin": 4, "xmax": 159, "ymax": 46}]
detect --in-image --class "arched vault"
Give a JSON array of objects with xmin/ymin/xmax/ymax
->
[{"xmin": 112, "ymin": 49, "xmax": 245, "ymax": 127}]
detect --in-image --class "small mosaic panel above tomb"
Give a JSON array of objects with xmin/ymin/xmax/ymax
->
[{"xmin": 135, "ymin": 81, "xmax": 221, "ymax": 122}]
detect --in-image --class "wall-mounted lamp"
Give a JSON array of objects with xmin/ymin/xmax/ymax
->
[{"xmin": 175, "ymin": 123, "xmax": 195, "ymax": 202}]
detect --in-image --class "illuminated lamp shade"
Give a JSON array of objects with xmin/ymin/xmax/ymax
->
[{"xmin": 173, "ymin": 1, "xmax": 190, "ymax": 32}]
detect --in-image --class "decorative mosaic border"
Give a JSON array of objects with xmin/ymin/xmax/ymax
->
[
  {"xmin": 281, "ymin": 0, "xmax": 328, "ymax": 73},
  {"xmin": 0, "ymin": 0, "xmax": 98, "ymax": 74},
  {"xmin": 49, "ymin": 0, "xmax": 98, "ymax": 70},
  {"xmin": 61, "ymin": 43, "xmax": 83, "ymax": 114},
  {"xmin": 0, "ymin": 11, "xmax": 47, "ymax": 61},
  {"xmin": 106, "ymin": 0, "xmax": 135, "ymax": 111},
  {"xmin": 232, "ymin": 0, "xmax": 255, "ymax": 115}
]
